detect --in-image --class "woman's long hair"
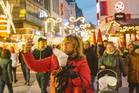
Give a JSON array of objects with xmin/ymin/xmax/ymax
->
[{"xmin": 61, "ymin": 34, "xmax": 85, "ymax": 61}]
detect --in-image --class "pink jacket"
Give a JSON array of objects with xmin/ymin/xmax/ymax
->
[{"xmin": 22, "ymin": 51, "xmax": 91, "ymax": 93}]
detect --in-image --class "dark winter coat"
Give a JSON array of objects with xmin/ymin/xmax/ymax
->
[
  {"xmin": 99, "ymin": 45, "xmax": 106, "ymax": 57},
  {"xmin": 83, "ymin": 47, "xmax": 98, "ymax": 75},
  {"xmin": 98, "ymin": 50, "xmax": 127, "ymax": 88},
  {"xmin": 33, "ymin": 46, "xmax": 53, "ymax": 60},
  {"xmin": 0, "ymin": 57, "xmax": 13, "ymax": 82},
  {"xmin": 125, "ymin": 52, "xmax": 139, "ymax": 83},
  {"xmin": 19, "ymin": 50, "xmax": 26, "ymax": 65}
]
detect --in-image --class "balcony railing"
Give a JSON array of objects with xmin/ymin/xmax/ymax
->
[{"xmin": 26, "ymin": 13, "xmax": 44, "ymax": 27}]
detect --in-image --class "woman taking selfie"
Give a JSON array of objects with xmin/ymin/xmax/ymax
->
[{"xmin": 22, "ymin": 34, "xmax": 93, "ymax": 93}]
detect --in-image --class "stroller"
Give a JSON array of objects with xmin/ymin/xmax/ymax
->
[{"xmin": 96, "ymin": 69, "xmax": 118, "ymax": 93}]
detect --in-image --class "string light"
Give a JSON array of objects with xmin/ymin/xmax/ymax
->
[
  {"xmin": 69, "ymin": 16, "xmax": 85, "ymax": 23},
  {"xmin": 64, "ymin": 25, "xmax": 74, "ymax": 29},
  {"xmin": 46, "ymin": 18, "xmax": 62, "ymax": 23},
  {"xmin": 0, "ymin": 0, "xmax": 16, "ymax": 33}
]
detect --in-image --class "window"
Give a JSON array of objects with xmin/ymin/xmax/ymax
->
[{"xmin": 100, "ymin": 1, "xmax": 108, "ymax": 16}]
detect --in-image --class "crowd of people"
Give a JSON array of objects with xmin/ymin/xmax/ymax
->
[{"xmin": 0, "ymin": 34, "xmax": 139, "ymax": 93}]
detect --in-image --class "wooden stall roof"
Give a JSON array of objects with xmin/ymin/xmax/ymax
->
[{"xmin": 115, "ymin": 18, "xmax": 139, "ymax": 26}]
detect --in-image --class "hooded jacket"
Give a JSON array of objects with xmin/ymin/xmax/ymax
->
[
  {"xmin": 22, "ymin": 51, "xmax": 91, "ymax": 93},
  {"xmin": 98, "ymin": 50, "xmax": 127, "ymax": 88},
  {"xmin": 0, "ymin": 57, "xmax": 13, "ymax": 82}
]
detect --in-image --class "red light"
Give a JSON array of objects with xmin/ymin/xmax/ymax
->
[{"xmin": 30, "ymin": 4, "xmax": 34, "ymax": 9}]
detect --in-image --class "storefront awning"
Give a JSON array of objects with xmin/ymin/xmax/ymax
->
[
  {"xmin": 95, "ymin": 20, "xmax": 110, "ymax": 33},
  {"xmin": 115, "ymin": 18, "xmax": 139, "ymax": 26}
]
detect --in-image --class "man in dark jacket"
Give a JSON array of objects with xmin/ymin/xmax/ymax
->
[
  {"xmin": 33, "ymin": 37, "xmax": 53, "ymax": 93},
  {"xmin": 19, "ymin": 44, "xmax": 30, "ymax": 85},
  {"xmin": 83, "ymin": 40, "xmax": 98, "ymax": 90}
]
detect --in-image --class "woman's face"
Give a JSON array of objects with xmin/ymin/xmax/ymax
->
[
  {"xmin": 84, "ymin": 41, "xmax": 89, "ymax": 49},
  {"xmin": 106, "ymin": 44, "xmax": 115, "ymax": 53},
  {"xmin": 62, "ymin": 40, "xmax": 74, "ymax": 54}
]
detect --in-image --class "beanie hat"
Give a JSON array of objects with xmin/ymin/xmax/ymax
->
[{"xmin": 133, "ymin": 45, "xmax": 139, "ymax": 52}]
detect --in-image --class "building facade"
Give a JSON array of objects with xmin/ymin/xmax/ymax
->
[{"xmin": 96, "ymin": 0, "xmax": 139, "ymax": 26}]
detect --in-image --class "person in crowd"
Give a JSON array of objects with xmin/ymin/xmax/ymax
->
[
  {"xmin": 0, "ymin": 49, "xmax": 13, "ymax": 93},
  {"xmin": 128, "ymin": 42, "xmax": 134, "ymax": 53},
  {"xmin": 97, "ymin": 42, "xmax": 103, "ymax": 59},
  {"xmin": 32, "ymin": 37, "xmax": 53, "ymax": 93},
  {"xmin": 0, "ymin": 47, "xmax": 3, "ymax": 56},
  {"xmin": 22, "ymin": 34, "xmax": 92, "ymax": 93},
  {"xmin": 9, "ymin": 46, "xmax": 18, "ymax": 83},
  {"xmin": 83, "ymin": 40, "xmax": 98, "ymax": 90},
  {"xmin": 98, "ymin": 42, "xmax": 127, "ymax": 89},
  {"xmin": 18, "ymin": 44, "xmax": 30, "ymax": 85},
  {"xmin": 53, "ymin": 44, "xmax": 57, "ymax": 49},
  {"xmin": 99, "ymin": 40, "xmax": 108, "ymax": 56},
  {"xmin": 125, "ymin": 45, "xmax": 139, "ymax": 93}
]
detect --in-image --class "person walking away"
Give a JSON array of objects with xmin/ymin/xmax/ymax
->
[
  {"xmin": 18, "ymin": 44, "xmax": 30, "ymax": 85},
  {"xmin": 98, "ymin": 42, "xmax": 127, "ymax": 90},
  {"xmin": 33, "ymin": 37, "xmax": 53, "ymax": 93},
  {"xmin": 96, "ymin": 42, "xmax": 103, "ymax": 59},
  {"xmin": 22, "ymin": 34, "xmax": 93, "ymax": 93},
  {"xmin": 0, "ymin": 49, "xmax": 13, "ymax": 93},
  {"xmin": 99, "ymin": 40, "xmax": 108, "ymax": 56},
  {"xmin": 83, "ymin": 40, "xmax": 98, "ymax": 90},
  {"xmin": 125, "ymin": 45, "xmax": 139, "ymax": 93},
  {"xmin": 9, "ymin": 46, "xmax": 18, "ymax": 83}
]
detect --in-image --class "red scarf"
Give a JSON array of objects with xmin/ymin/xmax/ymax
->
[{"xmin": 10, "ymin": 49, "xmax": 15, "ymax": 53}]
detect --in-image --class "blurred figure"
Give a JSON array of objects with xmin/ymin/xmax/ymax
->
[
  {"xmin": 52, "ymin": 44, "xmax": 57, "ymax": 49},
  {"xmin": 56, "ymin": 44, "xmax": 61, "ymax": 49},
  {"xmin": 0, "ymin": 47, "xmax": 3, "ymax": 56},
  {"xmin": 83, "ymin": 40, "xmax": 98, "ymax": 90},
  {"xmin": 18, "ymin": 44, "xmax": 30, "ymax": 85},
  {"xmin": 98, "ymin": 43, "xmax": 127, "ymax": 89},
  {"xmin": 9, "ymin": 46, "xmax": 18, "ymax": 83},
  {"xmin": 33, "ymin": 37, "xmax": 53, "ymax": 93},
  {"xmin": 128, "ymin": 42, "xmax": 134, "ymax": 53},
  {"xmin": 0, "ymin": 49, "xmax": 13, "ymax": 93},
  {"xmin": 97, "ymin": 42, "xmax": 103, "ymax": 59},
  {"xmin": 99, "ymin": 40, "xmax": 108, "ymax": 56},
  {"xmin": 125, "ymin": 45, "xmax": 139, "ymax": 93}
]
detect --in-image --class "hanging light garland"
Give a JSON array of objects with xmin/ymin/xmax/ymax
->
[
  {"xmin": 46, "ymin": 18, "xmax": 62, "ymax": 23},
  {"xmin": 69, "ymin": 16, "xmax": 85, "ymax": 23}
]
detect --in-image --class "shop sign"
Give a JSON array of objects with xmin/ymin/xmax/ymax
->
[
  {"xmin": 38, "ymin": 10, "xmax": 48, "ymax": 18},
  {"xmin": 115, "ymin": 12, "xmax": 125, "ymax": 19}
]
